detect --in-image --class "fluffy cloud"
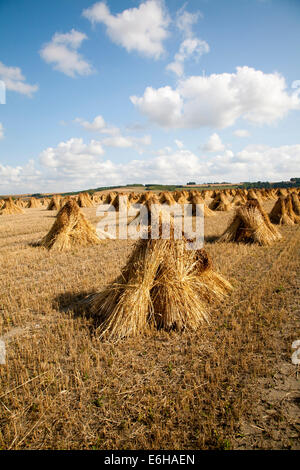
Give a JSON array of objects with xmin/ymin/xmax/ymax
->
[
  {"xmin": 102, "ymin": 134, "xmax": 151, "ymax": 149},
  {"xmin": 3, "ymin": 138, "xmax": 300, "ymax": 195},
  {"xmin": 39, "ymin": 138, "xmax": 104, "ymax": 169},
  {"xmin": 175, "ymin": 139, "xmax": 184, "ymax": 149},
  {"xmin": 39, "ymin": 29, "xmax": 94, "ymax": 77},
  {"xmin": 131, "ymin": 85, "xmax": 183, "ymax": 127},
  {"xmin": 175, "ymin": 9, "xmax": 201, "ymax": 37},
  {"xmin": 36, "ymin": 140, "xmax": 300, "ymax": 191},
  {"xmin": 0, "ymin": 61, "xmax": 38, "ymax": 97},
  {"xmin": 0, "ymin": 160, "xmax": 41, "ymax": 193},
  {"xmin": 0, "ymin": 123, "xmax": 4, "ymax": 140},
  {"xmin": 131, "ymin": 66, "xmax": 300, "ymax": 128},
  {"xmin": 202, "ymin": 133, "xmax": 225, "ymax": 152},
  {"xmin": 75, "ymin": 115, "xmax": 119, "ymax": 135},
  {"xmin": 233, "ymin": 144, "xmax": 300, "ymax": 179},
  {"xmin": 82, "ymin": 0, "xmax": 170, "ymax": 59},
  {"xmin": 166, "ymin": 7, "xmax": 209, "ymax": 77},
  {"xmin": 166, "ymin": 38, "xmax": 209, "ymax": 77},
  {"xmin": 75, "ymin": 115, "xmax": 151, "ymax": 151},
  {"xmin": 155, "ymin": 146, "xmax": 172, "ymax": 155},
  {"xmin": 101, "ymin": 135, "xmax": 133, "ymax": 148},
  {"xmin": 233, "ymin": 129, "xmax": 250, "ymax": 138},
  {"xmin": 38, "ymin": 143, "xmax": 202, "ymax": 188},
  {"xmin": 75, "ymin": 115, "xmax": 106, "ymax": 131}
]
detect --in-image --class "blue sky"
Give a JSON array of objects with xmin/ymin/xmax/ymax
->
[{"xmin": 0, "ymin": 0, "xmax": 300, "ymax": 194}]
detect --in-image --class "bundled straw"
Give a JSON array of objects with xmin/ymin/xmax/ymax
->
[
  {"xmin": 16, "ymin": 199, "xmax": 27, "ymax": 208},
  {"xmin": 247, "ymin": 189, "xmax": 263, "ymax": 204},
  {"xmin": 159, "ymin": 192, "xmax": 176, "ymax": 205},
  {"xmin": 41, "ymin": 198, "xmax": 50, "ymax": 207},
  {"xmin": 77, "ymin": 192, "xmax": 94, "ymax": 208},
  {"xmin": 269, "ymin": 196, "xmax": 295, "ymax": 225},
  {"xmin": 137, "ymin": 192, "xmax": 155, "ymax": 205},
  {"xmin": 92, "ymin": 194, "xmax": 100, "ymax": 204},
  {"xmin": 88, "ymin": 214, "xmax": 232, "ymax": 341},
  {"xmin": 210, "ymin": 193, "xmax": 232, "ymax": 211},
  {"xmin": 285, "ymin": 195, "xmax": 300, "ymax": 224},
  {"xmin": 111, "ymin": 193, "xmax": 131, "ymax": 211},
  {"xmin": 176, "ymin": 192, "xmax": 189, "ymax": 205},
  {"xmin": 291, "ymin": 193, "xmax": 300, "ymax": 216},
  {"xmin": 276, "ymin": 188, "xmax": 288, "ymax": 197},
  {"xmin": 102, "ymin": 191, "xmax": 118, "ymax": 205},
  {"xmin": 47, "ymin": 195, "xmax": 62, "ymax": 211},
  {"xmin": 27, "ymin": 197, "xmax": 41, "ymax": 208},
  {"xmin": 191, "ymin": 193, "xmax": 215, "ymax": 217},
  {"xmin": 128, "ymin": 192, "xmax": 140, "ymax": 204},
  {"xmin": 0, "ymin": 197, "xmax": 24, "ymax": 215},
  {"xmin": 259, "ymin": 189, "xmax": 269, "ymax": 201},
  {"xmin": 232, "ymin": 194, "xmax": 247, "ymax": 206},
  {"xmin": 36, "ymin": 199, "xmax": 100, "ymax": 251},
  {"xmin": 60, "ymin": 196, "xmax": 73, "ymax": 207},
  {"xmin": 218, "ymin": 200, "xmax": 282, "ymax": 246},
  {"xmin": 151, "ymin": 244, "xmax": 232, "ymax": 331},
  {"xmin": 173, "ymin": 191, "xmax": 183, "ymax": 203},
  {"xmin": 268, "ymin": 189, "xmax": 278, "ymax": 200}
]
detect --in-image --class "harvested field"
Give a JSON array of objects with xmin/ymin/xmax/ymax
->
[{"xmin": 0, "ymin": 200, "xmax": 299, "ymax": 450}]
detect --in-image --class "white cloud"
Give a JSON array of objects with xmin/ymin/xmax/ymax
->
[
  {"xmin": 131, "ymin": 85, "xmax": 183, "ymax": 127},
  {"xmin": 0, "ymin": 123, "xmax": 4, "ymax": 140},
  {"xmin": 0, "ymin": 160, "xmax": 41, "ymax": 194},
  {"xmin": 76, "ymin": 115, "xmax": 105, "ymax": 131},
  {"xmin": 0, "ymin": 61, "xmax": 38, "ymax": 97},
  {"xmin": 167, "ymin": 7, "xmax": 209, "ymax": 77},
  {"xmin": 39, "ymin": 138, "xmax": 104, "ymax": 169},
  {"xmin": 132, "ymin": 66, "xmax": 300, "ymax": 128},
  {"xmin": 102, "ymin": 134, "xmax": 151, "ymax": 149},
  {"xmin": 176, "ymin": 9, "xmax": 202, "ymax": 37},
  {"xmin": 166, "ymin": 38, "xmax": 209, "ymax": 77},
  {"xmin": 82, "ymin": 0, "xmax": 170, "ymax": 59},
  {"xmin": 155, "ymin": 146, "xmax": 172, "ymax": 155},
  {"xmin": 234, "ymin": 129, "xmax": 250, "ymax": 138},
  {"xmin": 38, "ymin": 141, "xmax": 300, "ymax": 188},
  {"xmin": 75, "ymin": 115, "xmax": 119, "ymax": 135},
  {"xmin": 175, "ymin": 139, "xmax": 184, "ymax": 149},
  {"xmin": 102, "ymin": 135, "xmax": 133, "ymax": 148},
  {"xmin": 37, "ymin": 143, "xmax": 202, "ymax": 188},
  {"xmin": 2, "ymin": 141, "xmax": 300, "ymax": 194},
  {"xmin": 203, "ymin": 133, "xmax": 225, "ymax": 152},
  {"xmin": 233, "ymin": 144, "xmax": 300, "ymax": 178},
  {"xmin": 75, "ymin": 115, "xmax": 151, "ymax": 151},
  {"xmin": 40, "ymin": 29, "xmax": 94, "ymax": 77}
]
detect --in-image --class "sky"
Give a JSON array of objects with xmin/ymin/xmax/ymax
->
[{"xmin": 0, "ymin": 0, "xmax": 300, "ymax": 195}]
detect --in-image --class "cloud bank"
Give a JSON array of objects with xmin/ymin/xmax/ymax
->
[
  {"xmin": 131, "ymin": 66, "xmax": 300, "ymax": 128},
  {"xmin": 2, "ymin": 139, "xmax": 300, "ymax": 195}
]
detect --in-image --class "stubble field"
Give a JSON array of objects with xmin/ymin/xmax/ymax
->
[{"xmin": 0, "ymin": 200, "xmax": 299, "ymax": 450}]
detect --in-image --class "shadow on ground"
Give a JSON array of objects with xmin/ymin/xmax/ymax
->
[
  {"xmin": 204, "ymin": 235, "xmax": 219, "ymax": 243},
  {"xmin": 53, "ymin": 290, "xmax": 103, "ymax": 330}
]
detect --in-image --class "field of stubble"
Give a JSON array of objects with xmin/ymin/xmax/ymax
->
[{"xmin": 0, "ymin": 200, "xmax": 299, "ymax": 450}]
